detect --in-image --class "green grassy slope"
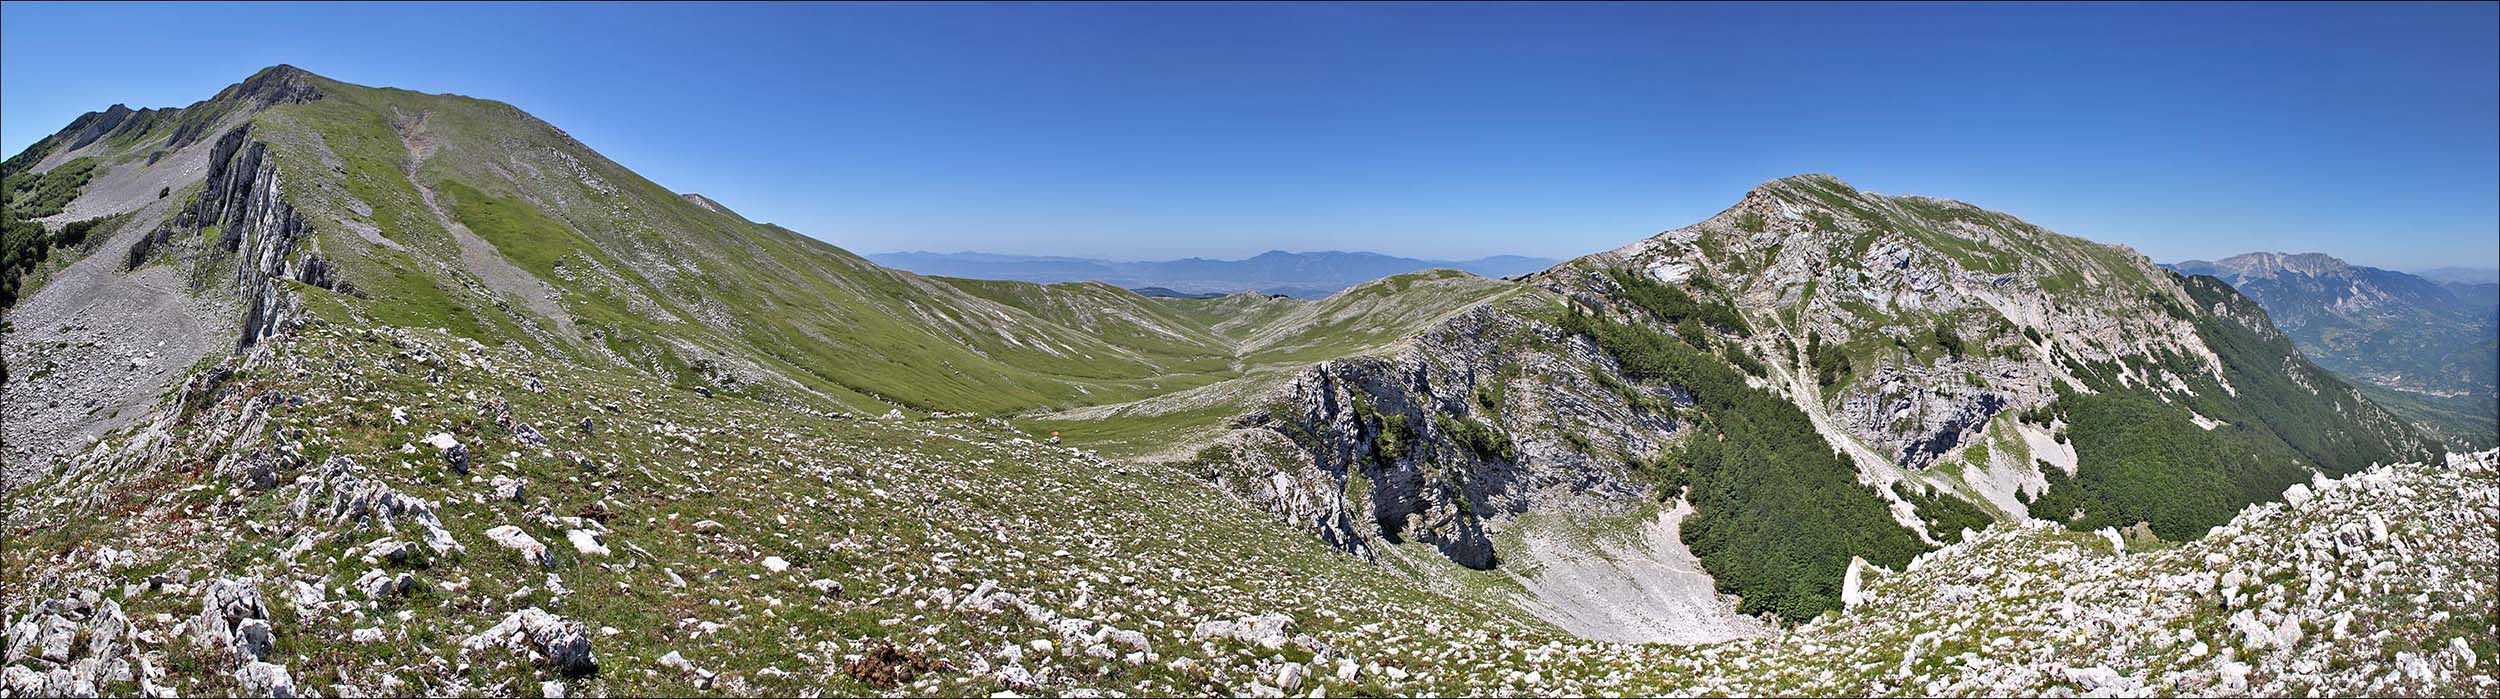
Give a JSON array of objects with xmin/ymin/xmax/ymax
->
[
  {"xmin": 4, "ymin": 64, "xmax": 1546, "ymax": 466},
  {"xmin": 211, "ymin": 69, "xmax": 1526, "ymax": 420},
  {"xmin": 1023, "ymin": 270, "xmax": 1535, "ymax": 456}
]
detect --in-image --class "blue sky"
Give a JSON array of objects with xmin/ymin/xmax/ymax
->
[{"xmin": 4, "ymin": 2, "xmax": 2494, "ymax": 269}]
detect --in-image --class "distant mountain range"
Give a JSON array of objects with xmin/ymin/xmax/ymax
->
[
  {"xmin": 1128, "ymin": 286, "xmax": 1232, "ymax": 300},
  {"xmin": 865, "ymin": 250, "xmax": 1559, "ymax": 298},
  {"xmin": 2410, "ymin": 265, "xmax": 2500, "ymax": 285},
  {"xmin": 2170, "ymin": 252, "xmax": 2498, "ymax": 447}
]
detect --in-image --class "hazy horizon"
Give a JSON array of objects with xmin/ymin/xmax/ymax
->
[{"xmin": 5, "ymin": 2, "xmax": 2493, "ymax": 270}]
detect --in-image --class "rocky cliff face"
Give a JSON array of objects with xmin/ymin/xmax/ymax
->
[
  {"xmin": 3, "ymin": 71, "xmax": 338, "ymax": 484},
  {"xmin": 189, "ymin": 124, "xmax": 324, "ymax": 350},
  {"xmin": 1219, "ymin": 302, "xmax": 1673, "ymax": 570},
  {"xmin": 1574, "ymin": 177, "xmax": 2225, "ymax": 473},
  {"xmin": 1221, "ymin": 176, "xmax": 2211, "ymax": 560}
]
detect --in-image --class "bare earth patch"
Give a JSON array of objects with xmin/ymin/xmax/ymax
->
[{"xmin": 1501, "ymin": 500, "xmax": 1770, "ymax": 645}]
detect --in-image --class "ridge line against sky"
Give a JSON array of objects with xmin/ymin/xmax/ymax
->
[{"xmin": 3, "ymin": 1, "xmax": 2494, "ymax": 269}]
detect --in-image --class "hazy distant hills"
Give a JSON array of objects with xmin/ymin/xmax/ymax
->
[
  {"xmin": 2171, "ymin": 252, "xmax": 2498, "ymax": 447},
  {"xmin": 1128, "ymin": 286, "xmax": 1231, "ymax": 300},
  {"xmin": 867, "ymin": 249, "xmax": 1558, "ymax": 298},
  {"xmin": 2411, "ymin": 265, "xmax": 2500, "ymax": 285}
]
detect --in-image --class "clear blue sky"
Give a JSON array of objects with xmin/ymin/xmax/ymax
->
[{"xmin": 4, "ymin": 2, "xmax": 2494, "ymax": 269}]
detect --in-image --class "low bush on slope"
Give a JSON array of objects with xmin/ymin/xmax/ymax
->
[
  {"xmin": 1893, "ymin": 480, "xmax": 1993, "ymax": 544},
  {"xmin": 0, "ymin": 158, "xmax": 102, "ymax": 308},
  {"xmin": 1, "ymin": 157, "xmax": 97, "ymax": 220}
]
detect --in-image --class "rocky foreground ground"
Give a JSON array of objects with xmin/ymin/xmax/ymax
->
[{"xmin": 5, "ymin": 319, "xmax": 2495, "ymax": 697}]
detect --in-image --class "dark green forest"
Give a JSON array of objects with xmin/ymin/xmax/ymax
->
[
  {"xmin": 1, "ymin": 157, "xmax": 102, "ymax": 308},
  {"xmin": 2026, "ymin": 277, "xmax": 2436, "ymax": 540},
  {"xmin": 1562, "ymin": 273, "xmax": 1927, "ymax": 623}
]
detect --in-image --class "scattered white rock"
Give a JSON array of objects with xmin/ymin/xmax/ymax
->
[
  {"xmin": 565, "ymin": 530, "xmax": 609, "ymax": 556},
  {"xmin": 466, "ymin": 608, "xmax": 597, "ymax": 676},
  {"xmin": 1842, "ymin": 556, "xmax": 1870, "ymax": 608},
  {"xmin": 232, "ymin": 661, "xmax": 296, "ymax": 698},
  {"xmin": 490, "ymin": 475, "xmax": 526, "ymax": 502},
  {"xmin": 485, "ymin": 525, "xmax": 552, "ymax": 567}
]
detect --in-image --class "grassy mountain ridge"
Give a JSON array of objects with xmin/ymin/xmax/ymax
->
[{"xmin": 4, "ymin": 66, "xmax": 1517, "ymax": 427}]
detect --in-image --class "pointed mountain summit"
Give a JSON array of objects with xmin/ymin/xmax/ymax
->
[{"xmin": 678, "ymin": 192, "xmax": 747, "ymax": 221}]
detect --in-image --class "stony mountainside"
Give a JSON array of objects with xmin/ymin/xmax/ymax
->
[
  {"xmin": 4, "ymin": 316, "xmax": 2492, "ymax": 697},
  {"xmin": 1195, "ymin": 174, "xmax": 2439, "ymax": 632},
  {"xmin": 1, "ymin": 67, "xmax": 2483, "ymax": 697},
  {"xmin": 2171, "ymin": 252, "xmax": 2498, "ymax": 448}
]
